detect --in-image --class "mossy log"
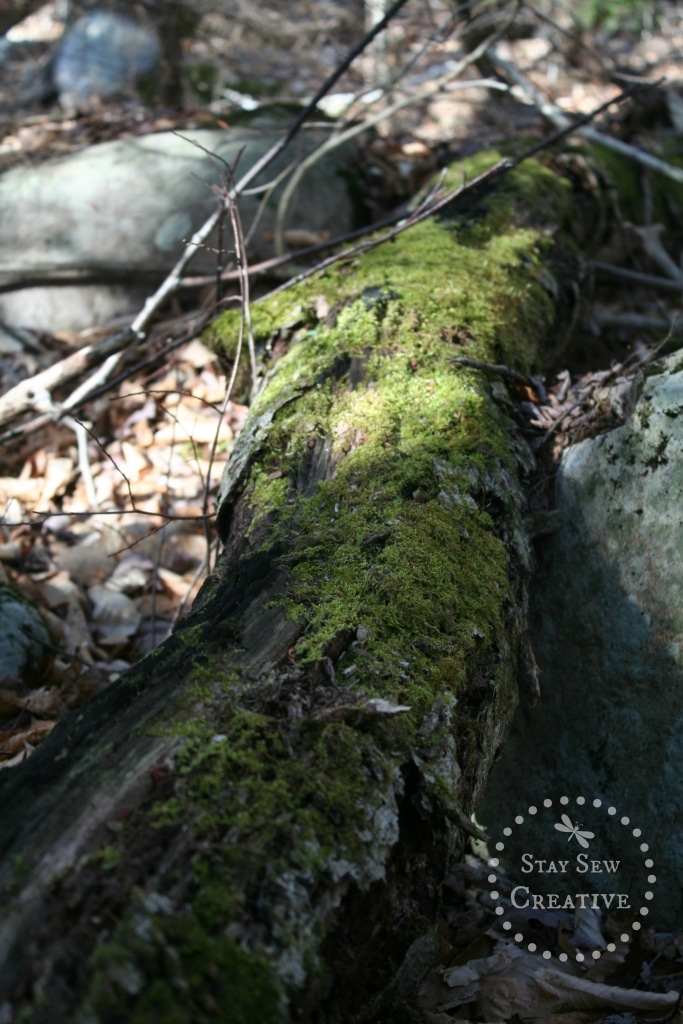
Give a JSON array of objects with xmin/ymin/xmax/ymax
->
[{"xmin": 0, "ymin": 154, "xmax": 586, "ymax": 1023}]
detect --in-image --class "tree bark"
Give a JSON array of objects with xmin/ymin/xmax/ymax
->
[{"xmin": 0, "ymin": 152, "xmax": 586, "ymax": 1023}]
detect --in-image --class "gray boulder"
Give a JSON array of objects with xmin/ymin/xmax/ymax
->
[
  {"xmin": 480, "ymin": 352, "xmax": 683, "ymax": 930},
  {"xmin": 0, "ymin": 125, "xmax": 364, "ymax": 333}
]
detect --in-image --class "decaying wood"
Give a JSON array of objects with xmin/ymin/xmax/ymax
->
[{"xmin": 0, "ymin": 152, "xmax": 588, "ymax": 1023}]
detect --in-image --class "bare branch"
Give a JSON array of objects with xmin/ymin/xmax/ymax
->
[
  {"xmin": 590, "ymin": 261, "xmax": 683, "ymax": 292},
  {"xmin": 490, "ymin": 52, "xmax": 678, "ymax": 183},
  {"xmin": 273, "ymin": 3, "xmax": 520, "ymax": 255},
  {"xmin": 0, "ymin": 326, "xmax": 135, "ymax": 430}
]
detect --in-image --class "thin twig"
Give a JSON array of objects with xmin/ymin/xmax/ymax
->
[
  {"xmin": 222, "ymin": 170, "xmax": 258, "ymax": 398},
  {"xmin": 592, "ymin": 310, "xmax": 683, "ymax": 334},
  {"xmin": 632, "ymin": 223, "xmax": 683, "ymax": 284},
  {"xmin": 590, "ymin": 260, "xmax": 683, "ymax": 292},
  {"xmin": 63, "ymin": 415, "xmax": 98, "ymax": 509},
  {"xmin": 453, "ymin": 357, "xmax": 539, "ymax": 390},
  {"xmin": 540, "ymin": 400, "xmax": 585, "ymax": 444},
  {"xmin": 69, "ymin": 415, "xmax": 138, "ymax": 512}
]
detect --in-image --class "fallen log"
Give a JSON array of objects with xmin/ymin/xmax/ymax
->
[{"xmin": 0, "ymin": 151, "xmax": 586, "ymax": 1023}]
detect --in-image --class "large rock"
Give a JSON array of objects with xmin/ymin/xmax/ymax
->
[
  {"xmin": 479, "ymin": 352, "xmax": 683, "ymax": 929},
  {"xmin": 0, "ymin": 125, "xmax": 364, "ymax": 333}
]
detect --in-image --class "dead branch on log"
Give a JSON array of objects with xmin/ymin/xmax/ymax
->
[{"xmin": 490, "ymin": 52, "xmax": 677, "ymax": 183}]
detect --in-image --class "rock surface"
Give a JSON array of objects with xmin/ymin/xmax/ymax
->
[
  {"xmin": 479, "ymin": 351, "xmax": 683, "ymax": 929},
  {"xmin": 0, "ymin": 582, "xmax": 52, "ymax": 681},
  {"xmin": 0, "ymin": 123, "xmax": 363, "ymax": 333},
  {"xmin": 53, "ymin": 10, "xmax": 161, "ymax": 109}
]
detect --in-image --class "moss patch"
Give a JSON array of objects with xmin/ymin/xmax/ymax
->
[
  {"xmin": 203, "ymin": 151, "xmax": 571, "ymax": 386},
  {"xmin": 208, "ymin": 154, "xmax": 569, "ymax": 709},
  {"xmin": 86, "ymin": 912, "xmax": 283, "ymax": 1024}
]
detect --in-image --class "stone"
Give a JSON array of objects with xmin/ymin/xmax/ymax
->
[
  {"xmin": 53, "ymin": 10, "xmax": 161, "ymax": 109},
  {"xmin": 0, "ymin": 124, "xmax": 365, "ymax": 333},
  {"xmin": 479, "ymin": 351, "xmax": 683, "ymax": 929},
  {"xmin": 0, "ymin": 583, "xmax": 52, "ymax": 682}
]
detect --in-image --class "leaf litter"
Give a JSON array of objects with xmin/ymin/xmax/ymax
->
[
  {"xmin": 418, "ymin": 853, "xmax": 683, "ymax": 1024},
  {"xmin": 0, "ymin": 336, "xmax": 246, "ymax": 769}
]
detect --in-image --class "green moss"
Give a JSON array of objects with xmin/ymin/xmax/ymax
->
[
  {"xmin": 211, "ymin": 155, "xmax": 565, "ymax": 709},
  {"xmin": 89, "ymin": 845, "xmax": 123, "ymax": 871},
  {"xmin": 207, "ymin": 151, "xmax": 568, "ymax": 375},
  {"xmin": 85, "ymin": 913, "xmax": 283, "ymax": 1024},
  {"xmin": 84, "ymin": 705, "xmax": 404, "ymax": 1017},
  {"xmin": 151, "ymin": 708, "xmax": 398, "ymax": 875},
  {"xmin": 11, "ymin": 854, "xmax": 28, "ymax": 878},
  {"xmin": 285, "ymin": 486, "xmax": 508, "ymax": 707},
  {"xmin": 245, "ymin": 470, "xmax": 289, "ymax": 533},
  {"xmin": 182, "ymin": 148, "xmax": 568, "ymax": 869}
]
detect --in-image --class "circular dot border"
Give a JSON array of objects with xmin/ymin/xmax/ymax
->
[{"xmin": 488, "ymin": 795, "xmax": 655, "ymax": 961}]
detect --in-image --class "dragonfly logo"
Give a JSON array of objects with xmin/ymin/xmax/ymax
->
[{"xmin": 554, "ymin": 814, "xmax": 595, "ymax": 848}]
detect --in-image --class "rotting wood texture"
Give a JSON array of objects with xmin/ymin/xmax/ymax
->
[{"xmin": 0, "ymin": 151, "xmax": 588, "ymax": 1023}]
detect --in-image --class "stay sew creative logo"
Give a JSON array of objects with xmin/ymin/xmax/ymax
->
[{"xmin": 487, "ymin": 795, "xmax": 656, "ymax": 961}]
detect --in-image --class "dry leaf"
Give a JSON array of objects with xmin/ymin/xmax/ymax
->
[{"xmin": 88, "ymin": 585, "xmax": 142, "ymax": 639}]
